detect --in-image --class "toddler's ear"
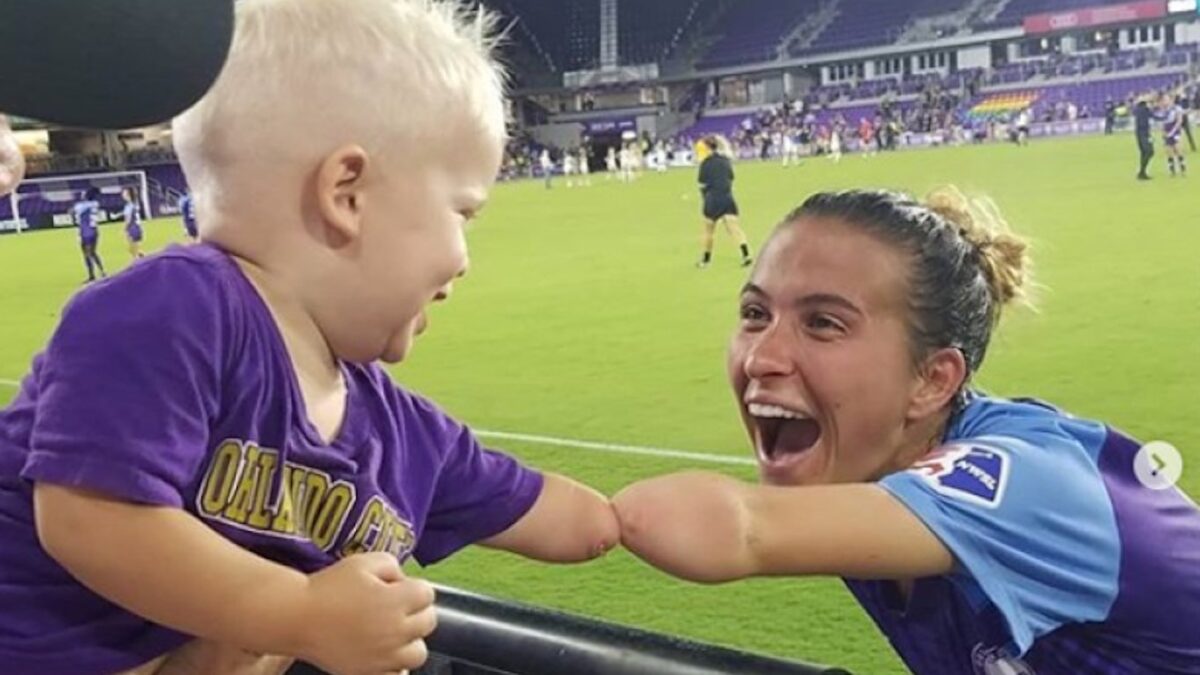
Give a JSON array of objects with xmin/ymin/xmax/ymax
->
[{"xmin": 315, "ymin": 144, "xmax": 369, "ymax": 248}]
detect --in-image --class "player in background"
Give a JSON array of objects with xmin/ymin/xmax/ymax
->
[
  {"xmin": 577, "ymin": 147, "xmax": 592, "ymax": 186},
  {"xmin": 1162, "ymin": 94, "xmax": 1187, "ymax": 178},
  {"xmin": 695, "ymin": 136, "xmax": 751, "ymax": 269},
  {"xmin": 1134, "ymin": 97, "xmax": 1156, "ymax": 181},
  {"xmin": 1177, "ymin": 91, "xmax": 1196, "ymax": 152},
  {"xmin": 829, "ymin": 125, "xmax": 843, "ymax": 163},
  {"xmin": 605, "ymin": 146, "xmax": 618, "ymax": 180},
  {"xmin": 859, "ymin": 117, "xmax": 876, "ymax": 157},
  {"xmin": 562, "ymin": 150, "xmax": 577, "ymax": 188},
  {"xmin": 619, "ymin": 143, "xmax": 634, "ymax": 183},
  {"xmin": 781, "ymin": 126, "xmax": 801, "ymax": 168},
  {"xmin": 654, "ymin": 141, "xmax": 669, "ymax": 173},
  {"xmin": 73, "ymin": 188, "xmax": 107, "ymax": 283},
  {"xmin": 539, "ymin": 148, "xmax": 554, "ymax": 189},
  {"xmin": 122, "ymin": 188, "xmax": 146, "ymax": 259},
  {"xmin": 1013, "ymin": 108, "xmax": 1031, "ymax": 146},
  {"xmin": 178, "ymin": 191, "xmax": 199, "ymax": 242},
  {"xmin": 630, "ymin": 142, "xmax": 644, "ymax": 180}
]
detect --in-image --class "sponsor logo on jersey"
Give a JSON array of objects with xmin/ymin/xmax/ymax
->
[{"xmin": 910, "ymin": 443, "xmax": 1010, "ymax": 508}]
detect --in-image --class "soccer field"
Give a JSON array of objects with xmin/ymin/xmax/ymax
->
[{"xmin": 2, "ymin": 134, "xmax": 1197, "ymax": 674}]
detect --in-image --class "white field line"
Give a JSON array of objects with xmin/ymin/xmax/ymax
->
[{"xmin": 0, "ymin": 377, "xmax": 750, "ymax": 466}]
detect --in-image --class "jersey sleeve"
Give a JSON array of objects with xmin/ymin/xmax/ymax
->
[
  {"xmin": 22, "ymin": 258, "xmax": 227, "ymax": 507},
  {"xmin": 879, "ymin": 433, "xmax": 1121, "ymax": 654},
  {"xmin": 406, "ymin": 398, "xmax": 543, "ymax": 566}
]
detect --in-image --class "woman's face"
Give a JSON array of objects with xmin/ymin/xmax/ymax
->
[{"xmin": 728, "ymin": 216, "xmax": 926, "ymax": 487}]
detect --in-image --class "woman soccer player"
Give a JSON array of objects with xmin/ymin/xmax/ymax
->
[
  {"xmin": 1162, "ymin": 94, "xmax": 1188, "ymax": 178},
  {"xmin": 178, "ymin": 191, "xmax": 198, "ymax": 242},
  {"xmin": 616, "ymin": 188, "xmax": 1200, "ymax": 673},
  {"xmin": 122, "ymin": 188, "xmax": 146, "ymax": 258},
  {"xmin": 695, "ymin": 136, "xmax": 751, "ymax": 269},
  {"xmin": 73, "ymin": 188, "xmax": 107, "ymax": 282}
]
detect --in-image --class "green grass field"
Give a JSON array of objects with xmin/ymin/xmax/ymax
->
[{"xmin": 2, "ymin": 134, "xmax": 1197, "ymax": 674}]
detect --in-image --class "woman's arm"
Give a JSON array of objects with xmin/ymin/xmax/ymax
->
[{"xmin": 613, "ymin": 471, "xmax": 953, "ymax": 583}]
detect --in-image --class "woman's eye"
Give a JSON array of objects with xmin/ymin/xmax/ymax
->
[
  {"xmin": 740, "ymin": 305, "xmax": 768, "ymax": 323},
  {"xmin": 807, "ymin": 314, "xmax": 845, "ymax": 333}
]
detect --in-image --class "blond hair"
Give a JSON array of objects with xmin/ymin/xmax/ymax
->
[
  {"xmin": 173, "ymin": 0, "xmax": 507, "ymax": 222},
  {"xmin": 924, "ymin": 186, "xmax": 1033, "ymax": 315}
]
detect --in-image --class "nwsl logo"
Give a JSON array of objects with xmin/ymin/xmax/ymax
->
[{"xmin": 910, "ymin": 443, "xmax": 1011, "ymax": 508}]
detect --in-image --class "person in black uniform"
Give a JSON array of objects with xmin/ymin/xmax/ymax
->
[
  {"xmin": 1177, "ymin": 93, "xmax": 1196, "ymax": 152},
  {"xmin": 1134, "ymin": 98, "xmax": 1156, "ymax": 181},
  {"xmin": 696, "ymin": 136, "xmax": 752, "ymax": 268}
]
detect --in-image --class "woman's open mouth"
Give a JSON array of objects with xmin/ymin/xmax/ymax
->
[{"xmin": 748, "ymin": 402, "xmax": 822, "ymax": 476}]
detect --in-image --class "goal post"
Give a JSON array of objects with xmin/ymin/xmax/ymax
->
[{"xmin": 6, "ymin": 169, "xmax": 150, "ymax": 235}]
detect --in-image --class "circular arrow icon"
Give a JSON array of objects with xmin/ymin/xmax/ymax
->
[{"xmin": 1134, "ymin": 441, "xmax": 1183, "ymax": 491}]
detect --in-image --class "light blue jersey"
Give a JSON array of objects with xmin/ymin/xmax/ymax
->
[{"xmin": 847, "ymin": 394, "xmax": 1200, "ymax": 674}]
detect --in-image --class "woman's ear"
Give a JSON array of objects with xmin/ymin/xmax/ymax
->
[{"xmin": 909, "ymin": 347, "xmax": 968, "ymax": 420}]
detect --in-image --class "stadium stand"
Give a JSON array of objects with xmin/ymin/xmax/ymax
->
[
  {"xmin": 698, "ymin": 0, "xmax": 822, "ymax": 69},
  {"xmin": 492, "ymin": 0, "xmax": 601, "ymax": 72},
  {"xmin": 618, "ymin": 0, "xmax": 721, "ymax": 65},
  {"xmin": 798, "ymin": 0, "xmax": 973, "ymax": 56}
]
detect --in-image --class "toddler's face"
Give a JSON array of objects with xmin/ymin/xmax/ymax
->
[{"xmin": 343, "ymin": 128, "xmax": 502, "ymax": 363}]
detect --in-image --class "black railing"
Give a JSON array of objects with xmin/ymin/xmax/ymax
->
[{"xmin": 287, "ymin": 585, "xmax": 850, "ymax": 675}]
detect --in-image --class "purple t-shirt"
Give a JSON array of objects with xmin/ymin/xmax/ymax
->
[{"xmin": 0, "ymin": 244, "xmax": 543, "ymax": 675}]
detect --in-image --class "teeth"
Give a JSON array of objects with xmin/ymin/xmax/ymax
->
[{"xmin": 747, "ymin": 403, "xmax": 810, "ymax": 420}]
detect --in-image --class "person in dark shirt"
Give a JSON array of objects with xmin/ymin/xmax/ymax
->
[
  {"xmin": 696, "ymin": 136, "xmax": 752, "ymax": 268},
  {"xmin": 1177, "ymin": 93, "xmax": 1196, "ymax": 152},
  {"xmin": 1133, "ymin": 98, "xmax": 1155, "ymax": 181}
]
